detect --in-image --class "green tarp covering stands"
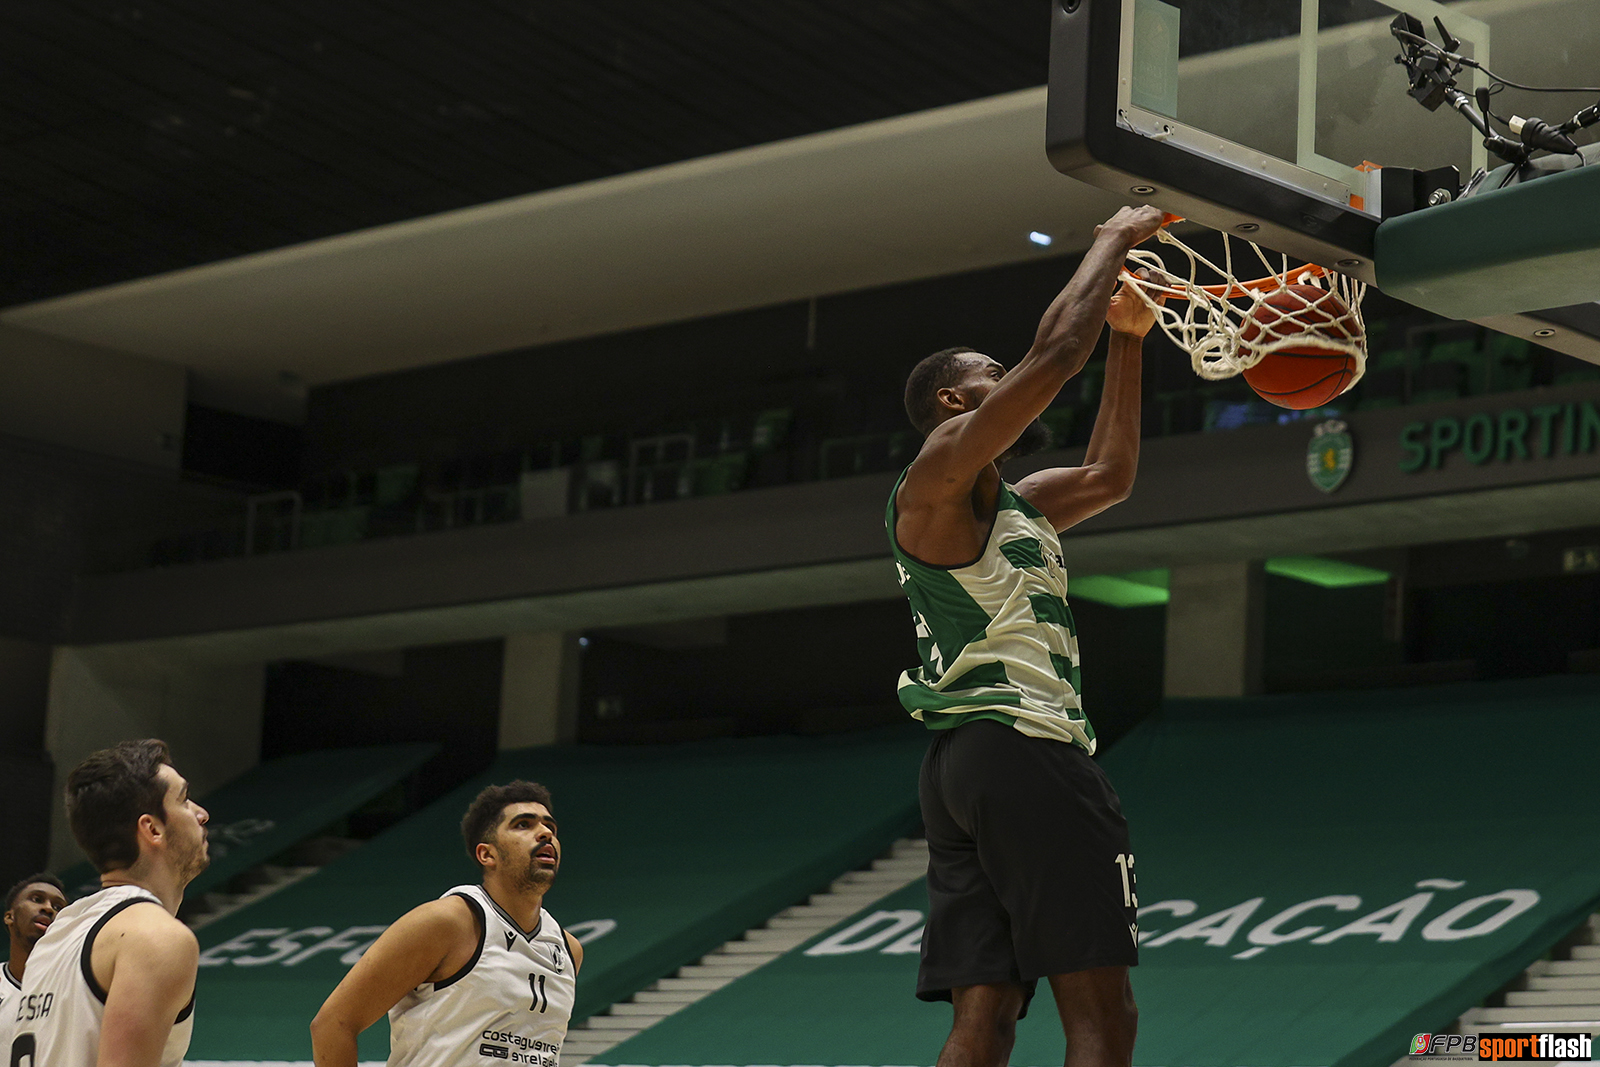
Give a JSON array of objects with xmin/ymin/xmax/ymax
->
[
  {"xmin": 58, "ymin": 743, "xmax": 438, "ymax": 901},
  {"xmin": 186, "ymin": 727, "xmax": 928, "ymax": 1061},
  {"xmin": 596, "ymin": 677, "xmax": 1600, "ymax": 1067}
]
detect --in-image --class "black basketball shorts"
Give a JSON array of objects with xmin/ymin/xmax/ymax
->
[{"xmin": 916, "ymin": 718, "xmax": 1138, "ymax": 1015}]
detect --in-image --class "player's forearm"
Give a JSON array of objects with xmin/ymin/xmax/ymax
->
[
  {"xmin": 1081, "ymin": 331, "xmax": 1144, "ymax": 492},
  {"xmin": 1024, "ymin": 230, "xmax": 1140, "ymax": 380},
  {"xmin": 310, "ymin": 1013, "xmax": 363, "ymax": 1067}
]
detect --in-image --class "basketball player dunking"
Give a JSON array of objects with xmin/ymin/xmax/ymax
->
[
  {"xmin": 312, "ymin": 781, "xmax": 581, "ymax": 1067},
  {"xmin": 890, "ymin": 204, "xmax": 1165, "ymax": 1067},
  {"xmin": 1, "ymin": 873, "xmax": 68, "ymax": 1052},
  {"xmin": 10, "ymin": 739, "xmax": 210, "ymax": 1067}
]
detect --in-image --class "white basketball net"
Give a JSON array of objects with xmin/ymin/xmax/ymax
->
[{"xmin": 1122, "ymin": 228, "xmax": 1368, "ymax": 387}]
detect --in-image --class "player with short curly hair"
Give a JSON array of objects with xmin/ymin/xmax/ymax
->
[{"xmin": 312, "ymin": 779, "xmax": 581, "ymax": 1067}]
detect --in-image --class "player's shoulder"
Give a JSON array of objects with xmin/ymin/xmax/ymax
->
[
  {"xmin": 105, "ymin": 897, "xmax": 193, "ymax": 939},
  {"xmin": 395, "ymin": 892, "xmax": 483, "ymax": 945},
  {"xmin": 897, "ymin": 436, "xmax": 972, "ymax": 518},
  {"xmin": 100, "ymin": 900, "xmax": 199, "ymax": 970}
]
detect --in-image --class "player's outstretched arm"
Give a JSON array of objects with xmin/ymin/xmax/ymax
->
[
  {"xmin": 96, "ymin": 907, "xmax": 199, "ymax": 1067},
  {"xmin": 311, "ymin": 897, "xmax": 476, "ymax": 1067},
  {"xmin": 905, "ymin": 205, "xmax": 1164, "ymax": 496},
  {"xmin": 565, "ymin": 930, "xmax": 585, "ymax": 974},
  {"xmin": 1015, "ymin": 276, "xmax": 1156, "ymax": 531}
]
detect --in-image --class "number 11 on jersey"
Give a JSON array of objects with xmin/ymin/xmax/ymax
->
[{"xmin": 528, "ymin": 973, "xmax": 548, "ymax": 1013}]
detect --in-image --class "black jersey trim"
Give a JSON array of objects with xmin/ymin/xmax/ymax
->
[
  {"xmin": 553, "ymin": 918, "xmax": 579, "ymax": 974},
  {"xmin": 175, "ymin": 993, "xmax": 196, "ymax": 1023},
  {"xmin": 3, "ymin": 961, "xmax": 21, "ymax": 989},
  {"xmin": 434, "ymin": 892, "xmax": 487, "ymax": 991},
  {"xmin": 79, "ymin": 894, "xmax": 160, "ymax": 1004},
  {"xmin": 481, "ymin": 889, "xmax": 542, "ymax": 943}
]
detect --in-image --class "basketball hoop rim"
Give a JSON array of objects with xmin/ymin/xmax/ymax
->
[
  {"xmin": 1120, "ymin": 263, "xmax": 1333, "ymax": 301},
  {"xmin": 1121, "ymin": 214, "xmax": 1335, "ymax": 300}
]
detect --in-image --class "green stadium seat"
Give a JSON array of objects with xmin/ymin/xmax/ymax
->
[
  {"xmin": 751, "ymin": 408, "xmax": 793, "ymax": 451},
  {"xmin": 691, "ymin": 452, "xmax": 748, "ymax": 496},
  {"xmin": 184, "ymin": 729, "xmax": 928, "ymax": 1060},
  {"xmin": 1554, "ymin": 364, "xmax": 1600, "ymax": 386},
  {"xmin": 597, "ymin": 678, "xmax": 1600, "ymax": 1067},
  {"xmin": 372, "ymin": 464, "xmax": 419, "ymax": 506}
]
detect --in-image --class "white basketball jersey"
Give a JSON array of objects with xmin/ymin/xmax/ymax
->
[
  {"xmin": 387, "ymin": 885, "xmax": 575, "ymax": 1067},
  {"xmin": 0, "ymin": 961, "xmax": 20, "ymax": 1055},
  {"xmin": 8, "ymin": 885, "xmax": 193, "ymax": 1067}
]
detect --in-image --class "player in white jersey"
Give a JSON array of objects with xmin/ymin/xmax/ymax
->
[
  {"xmin": 1, "ymin": 873, "xmax": 68, "ymax": 1051},
  {"xmin": 9, "ymin": 739, "xmax": 209, "ymax": 1067},
  {"xmin": 894, "ymin": 204, "xmax": 1166, "ymax": 1067},
  {"xmin": 312, "ymin": 780, "xmax": 582, "ymax": 1067}
]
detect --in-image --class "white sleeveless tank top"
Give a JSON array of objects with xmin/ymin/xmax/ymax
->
[
  {"xmin": 387, "ymin": 885, "xmax": 575, "ymax": 1067},
  {"xmin": 0, "ymin": 961, "xmax": 20, "ymax": 1056},
  {"xmin": 8, "ymin": 885, "xmax": 193, "ymax": 1067}
]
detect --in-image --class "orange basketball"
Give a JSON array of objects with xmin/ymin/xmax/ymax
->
[{"xmin": 1240, "ymin": 284, "xmax": 1362, "ymax": 410}]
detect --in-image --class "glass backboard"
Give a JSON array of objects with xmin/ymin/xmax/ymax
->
[{"xmin": 1047, "ymin": 0, "xmax": 1600, "ymax": 282}]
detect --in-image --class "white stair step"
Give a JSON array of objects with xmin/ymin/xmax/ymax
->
[
  {"xmin": 794, "ymin": 897, "xmax": 880, "ymax": 916},
  {"xmin": 1548, "ymin": 959, "xmax": 1600, "ymax": 976},
  {"xmin": 763, "ymin": 915, "xmax": 837, "ymax": 931},
  {"xmin": 1570, "ymin": 945, "xmax": 1600, "ymax": 960},
  {"xmin": 629, "ymin": 989, "xmax": 704, "ymax": 1005},
  {"xmin": 1464, "ymin": 1006, "xmax": 1600, "ymax": 1024},
  {"xmin": 700, "ymin": 953, "xmax": 780, "ymax": 972},
  {"xmin": 652, "ymin": 976, "xmax": 732, "ymax": 992},
  {"xmin": 579, "ymin": 1014, "xmax": 649, "ymax": 1031},
  {"xmin": 565, "ymin": 837, "xmax": 925, "ymax": 1052},
  {"xmin": 561, "ymin": 1035, "xmax": 622, "ymax": 1050},
  {"xmin": 1528, "ymin": 975, "xmax": 1600, "ymax": 992},
  {"xmin": 604, "ymin": 1002, "xmax": 680, "ymax": 1018},
  {"xmin": 675, "ymin": 962, "xmax": 760, "ymax": 978},
  {"xmin": 1505, "ymin": 990, "xmax": 1600, "ymax": 1008},
  {"xmin": 834, "ymin": 868, "xmax": 919, "ymax": 886},
  {"xmin": 822, "ymin": 887, "xmax": 904, "ymax": 903},
  {"xmin": 1458, "ymin": 1022, "xmax": 1600, "ymax": 1040},
  {"xmin": 730, "ymin": 929, "xmax": 809, "ymax": 946}
]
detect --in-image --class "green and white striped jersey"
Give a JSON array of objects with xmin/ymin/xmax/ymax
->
[{"xmin": 887, "ymin": 468, "xmax": 1096, "ymax": 753}]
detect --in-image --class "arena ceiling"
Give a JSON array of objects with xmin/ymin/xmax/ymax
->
[
  {"xmin": 0, "ymin": 2, "xmax": 1151, "ymax": 413},
  {"xmin": 1, "ymin": 1, "xmax": 1058, "ymax": 306},
  {"xmin": 13, "ymin": 2, "xmax": 1588, "ymax": 411}
]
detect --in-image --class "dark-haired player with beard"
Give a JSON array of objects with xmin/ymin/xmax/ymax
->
[
  {"xmin": 312, "ymin": 780, "xmax": 581, "ymax": 1067},
  {"xmin": 1, "ymin": 873, "xmax": 68, "ymax": 1050},
  {"xmin": 889, "ymin": 204, "xmax": 1166, "ymax": 1067},
  {"xmin": 10, "ymin": 739, "xmax": 209, "ymax": 1067}
]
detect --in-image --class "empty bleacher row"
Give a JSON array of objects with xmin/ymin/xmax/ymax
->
[
  {"xmin": 54, "ymin": 744, "xmax": 437, "ymax": 913},
  {"xmin": 144, "ymin": 315, "xmax": 1596, "ymax": 570},
  {"xmin": 576, "ymin": 676, "xmax": 1600, "ymax": 1067},
  {"xmin": 162, "ymin": 676, "xmax": 1600, "ymax": 1066},
  {"xmin": 177, "ymin": 727, "xmax": 927, "ymax": 1061}
]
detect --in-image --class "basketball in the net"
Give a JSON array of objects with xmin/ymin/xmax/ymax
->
[{"xmin": 1240, "ymin": 284, "xmax": 1362, "ymax": 410}]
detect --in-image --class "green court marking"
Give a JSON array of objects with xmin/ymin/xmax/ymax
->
[
  {"xmin": 1266, "ymin": 555, "xmax": 1389, "ymax": 588},
  {"xmin": 1072, "ymin": 571, "xmax": 1171, "ymax": 607},
  {"xmin": 1075, "ymin": 559, "xmax": 1388, "ymax": 605}
]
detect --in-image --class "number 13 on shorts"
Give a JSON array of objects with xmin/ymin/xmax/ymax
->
[{"xmin": 1113, "ymin": 853, "xmax": 1138, "ymax": 907}]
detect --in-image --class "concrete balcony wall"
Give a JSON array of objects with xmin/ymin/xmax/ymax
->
[{"xmin": 62, "ymin": 382, "xmax": 1600, "ymax": 664}]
